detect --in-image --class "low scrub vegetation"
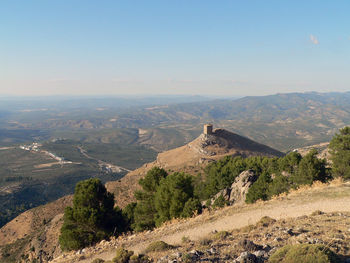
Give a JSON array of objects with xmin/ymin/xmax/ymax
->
[
  {"xmin": 213, "ymin": 230, "xmax": 230, "ymax": 240},
  {"xmin": 144, "ymin": 241, "xmax": 173, "ymax": 253},
  {"xmin": 257, "ymin": 216, "xmax": 276, "ymax": 227},
  {"xmin": 268, "ymin": 244, "xmax": 341, "ymax": 263},
  {"xmin": 113, "ymin": 248, "xmax": 134, "ymax": 263}
]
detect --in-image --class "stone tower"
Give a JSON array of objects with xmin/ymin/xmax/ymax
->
[{"xmin": 203, "ymin": 124, "xmax": 213, "ymax": 135}]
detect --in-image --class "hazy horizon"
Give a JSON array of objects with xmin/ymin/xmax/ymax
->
[
  {"xmin": 1, "ymin": 1, "xmax": 349, "ymax": 96},
  {"xmin": 0, "ymin": 90, "xmax": 349, "ymax": 100}
]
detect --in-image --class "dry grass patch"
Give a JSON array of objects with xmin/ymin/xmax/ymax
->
[
  {"xmin": 257, "ymin": 216, "xmax": 277, "ymax": 227},
  {"xmin": 311, "ymin": 210, "xmax": 325, "ymax": 216},
  {"xmin": 181, "ymin": 236, "xmax": 190, "ymax": 243},
  {"xmin": 212, "ymin": 230, "xmax": 231, "ymax": 240},
  {"xmin": 198, "ymin": 237, "xmax": 212, "ymax": 246}
]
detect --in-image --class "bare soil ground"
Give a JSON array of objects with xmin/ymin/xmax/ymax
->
[
  {"xmin": 0, "ymin": 147, "xmax": 14, "ymax": 151},
  {"xmin": 52, "ymin": 180, "xmax": 350, "ymax": 263},
  {"xmin": 34, "ymin": 162, "xmax": 61, "ymax": 168},
  {"xmin": 0, "ymin": 196, "xmax": 73, "ymax": 262}
]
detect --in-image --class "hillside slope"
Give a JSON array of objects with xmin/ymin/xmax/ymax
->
[
  {"xmin": 52, "ymin": 180, "xmax": 350, "ymax": 262},
  {"xmin": 106, "ymin": 127, "xmax": 283, "ymax": 208},
  {"xmin": 0, "ymin": 195, "xmax": 72, "ymax": 262}
]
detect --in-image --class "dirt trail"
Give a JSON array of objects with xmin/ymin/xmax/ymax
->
[
  {"xmin": 77, "ymin": 146, "xmax": 131, "ymax": 173},
  {"xmin": 128, "ymin": 187, "xmax": 350, "ymax": 253},
  {"xmin": 56, "ymin": 183, "xmax": 350, "ymax": 263}
]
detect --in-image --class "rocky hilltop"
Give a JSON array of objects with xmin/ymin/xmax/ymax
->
[{"xmin": 106, "ymin": 125, "xmax": 283, "ymax": 208}]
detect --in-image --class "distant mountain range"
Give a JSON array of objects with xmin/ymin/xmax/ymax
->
[{"xmin": 1, "ymin": 92, "xmax": 350, "ymax": 152}]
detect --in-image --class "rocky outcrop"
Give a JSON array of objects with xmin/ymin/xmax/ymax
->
[
  {"xmin": 189, "ymin": 129, "xmax": 284, "ymax": 158},
  {"xmin": 229, "ymin": 170, "xmax": 258, "ymax": 205},
  {"xmin": 210, "ymin": 170, "xmax": 258, "ymax": 206}
]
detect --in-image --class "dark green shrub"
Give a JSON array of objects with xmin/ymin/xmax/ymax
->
[
  {"xmin": 133, "ymin": 168, "xmax": 201, "ymax": 231},
  {"xmin": 330, "ymin": 126, "xmax": 350, "ymax": 179},
  {"xmin": 269, "ymin": 244, "xmax": 340, "ymax": 263},
  {"xmin": 133, "ymin": 168, "xmax": 168, "ymax": 231},
  {"xmin": 201, "ymin": 156, "xmax": 247, "ymax": 199},
  {"xmin": 292, "ymin": 149, "xmax": 328, "ymax": 186},
  {"xmin": 213, "ymin": 230, "xmax": 230, "ymax": 240},
  {"xmin": 212, "ymin": 195, "xmax": 228, "ymax": 208},
  {"xmin": 257, "ymin": 216, "xmax": 276, "ymax": 227},
  {"xmin": 144, "ymin": 241, "xmax": 173, "ymax": 253},
  {"xmin": 246, "ymin": 172, "xmax": 272, "ymax": 203},
  {"xmin": 92, "ymin": 259, "xmax": 105, "ymax": 263},
  {"xmin": 122, "ymin": 202, "xmax": 137, "ymax": 231},
  {"xmin": 199, "ymin": 237, "xmax": 212, "ymax": 246},
  {"xmin": 154, "ymin": 172, "xmax": 199, "ymax": 226},
  {"xmin": 59, "ymin": 178, "xmax": 126, "ymax": 251},
  {"xmin": 129, "ymin": 254, "xmax": 150, "ymax": 263},
  {"xmin": 278, "ymin": 152, "xmax": 302, "ymax": 174},
  {"xmin": 268, "ymin": 175, "xmax": 291, "ymax": 197},
  {"xmin": 139, "ymin": 167, "xmax": 168, "ymax": 193},
  {"xmin": 113, "ymin": 248, "xmax": 134, "ymax": 263},
  {"xmin": 205, "ymin": 199, "xmax": 212, "ymax": 207},
  {"xmin": 181, "ymin": 197, "xmax": 202, "ymax": 217}
]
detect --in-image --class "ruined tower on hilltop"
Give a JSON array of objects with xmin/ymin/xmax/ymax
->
[{"xmin": 203, "ymin": 123, "xmax": 213, "ymax": 135}]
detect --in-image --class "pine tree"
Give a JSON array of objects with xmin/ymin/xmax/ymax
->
[
  {"xmin": 329, "ymin": 127, "xmax": 350, "ymax": 179},
  {"xmin": 132, "ymin": 167, "xmax": 167, "ymax": 231},
  {"xmin": 59, "ymin": 178, "xmax": 124, "ymax": 251}
]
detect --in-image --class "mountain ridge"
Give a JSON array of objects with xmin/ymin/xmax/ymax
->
[{"xmin": 106, "ymin": 126, "xmax": 283, "ymax": 208}]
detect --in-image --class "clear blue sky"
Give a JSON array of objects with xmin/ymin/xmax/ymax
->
[{"xmin": 1, "ymin": 1, "xmax": 349, "ymax": 96}]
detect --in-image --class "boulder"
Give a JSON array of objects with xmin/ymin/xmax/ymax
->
[
  {"xmin": 229, "ymin": 170, "xmax": 258, "ymax": 205},
  {"xmin": 213, "ymin": 187, "xmax": 232, "ymax": 202},
  {"xmin": 205, "ymin": 169, "xmax": 259, "ymax": 207},
  {"xmin": 234, "ymin": 251, "xmax": 259, "ymax": 263}
]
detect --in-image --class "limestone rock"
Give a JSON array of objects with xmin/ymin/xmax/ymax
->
[
  {"xmin": 209, "ymin": 169, "xmax": 258, "ymax": 206},
  {"xmin": 229, "ymin": 170, "xmax": 258, "ymax": 205}
]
